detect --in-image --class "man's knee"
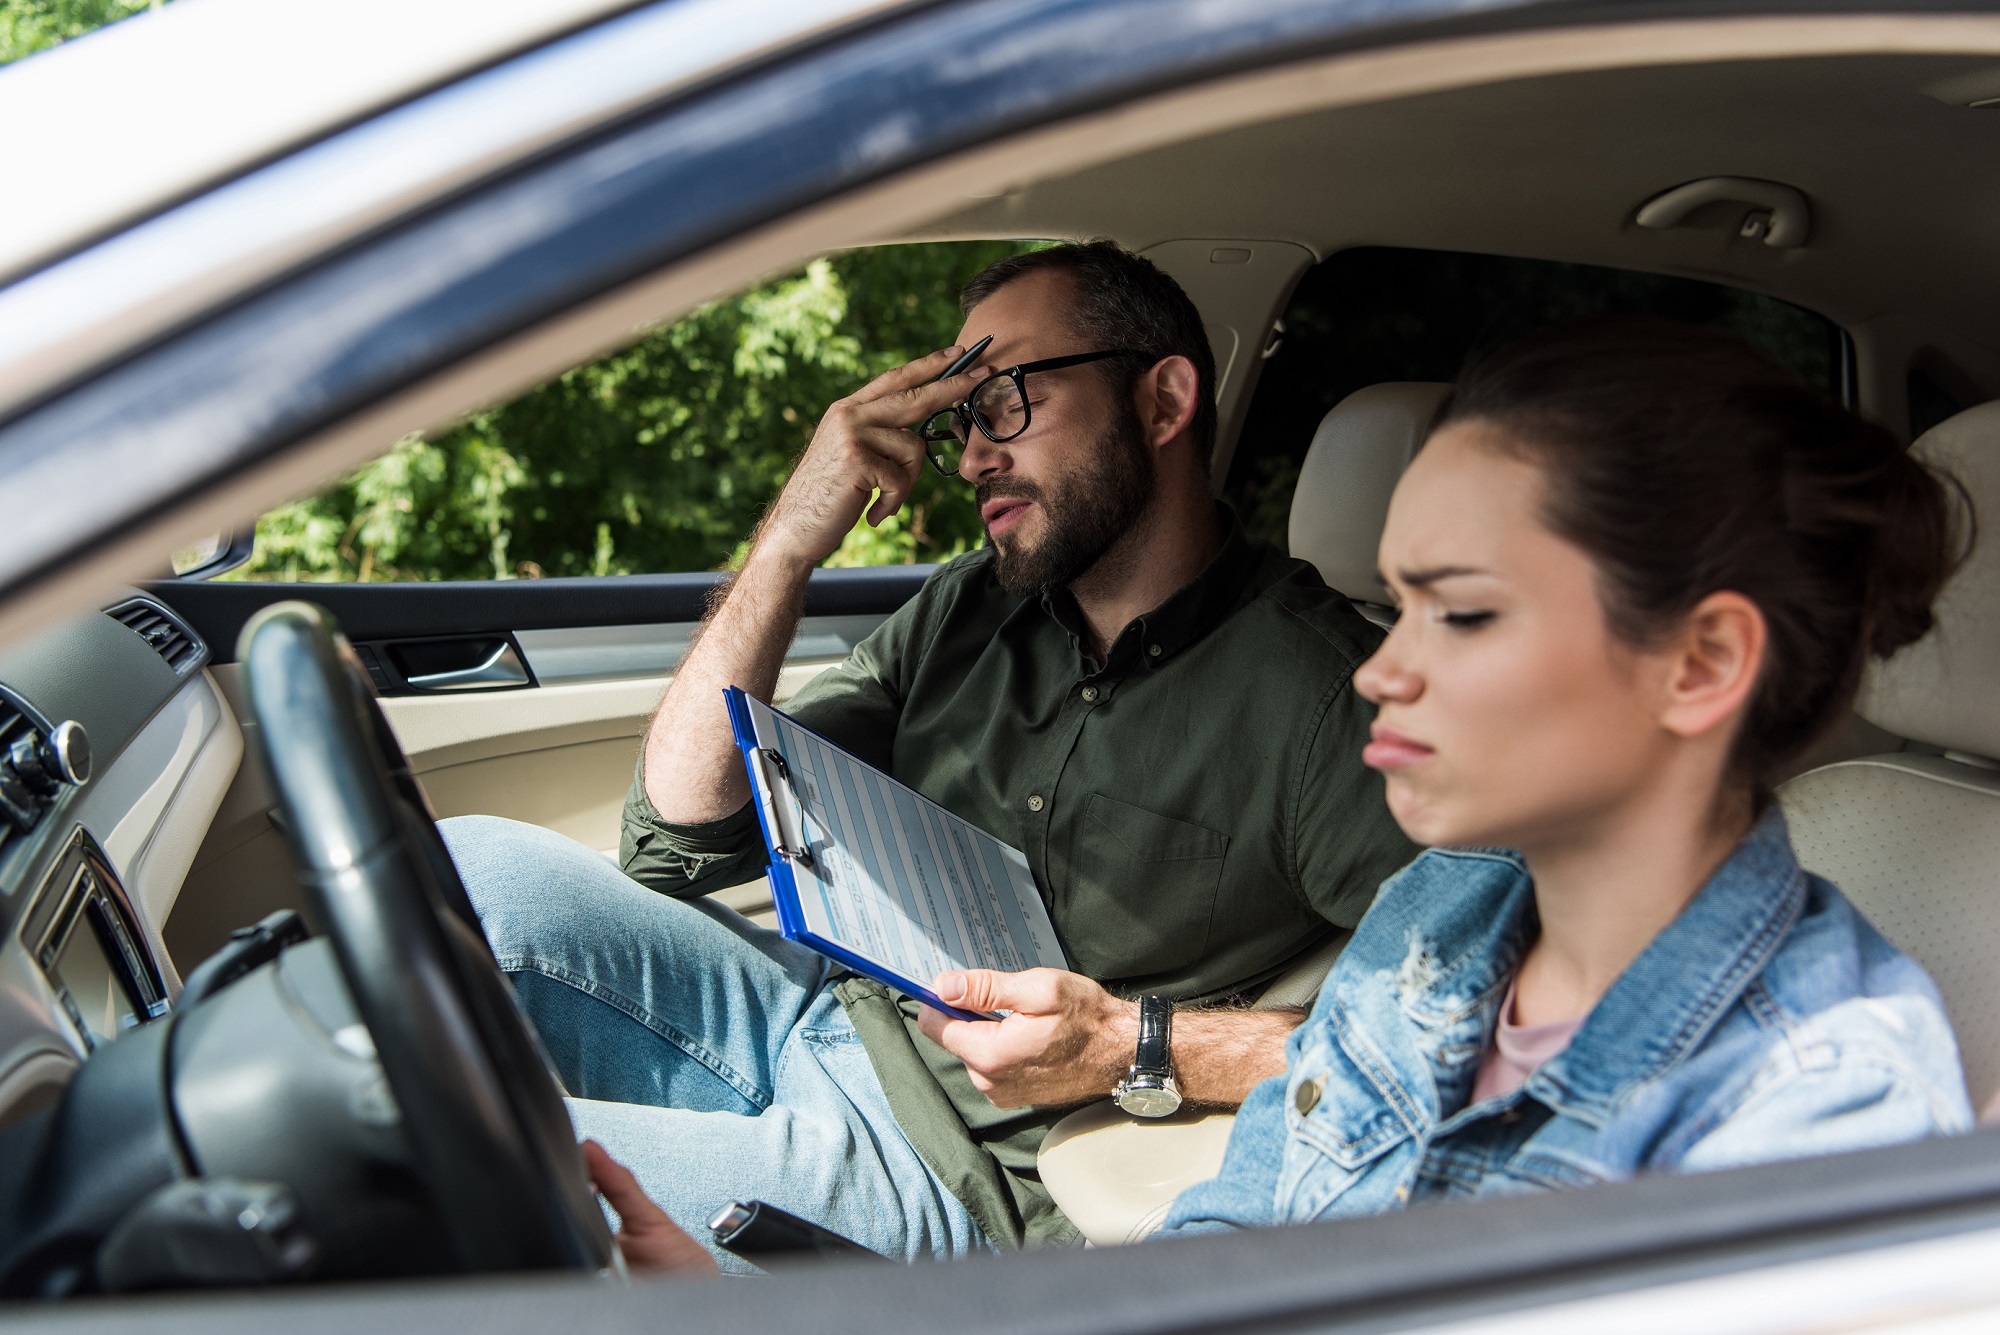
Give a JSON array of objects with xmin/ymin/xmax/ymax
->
[{"xmin": 438, "ymin": 814, "xmax": 630, "ymax": 950}]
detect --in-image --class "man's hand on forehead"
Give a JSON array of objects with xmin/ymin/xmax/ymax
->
[{"xmin": 749, "ymin": 347, "xmax": 983, "ymax": 571}]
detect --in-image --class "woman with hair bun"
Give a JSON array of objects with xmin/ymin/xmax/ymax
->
[{"xmin": 1161, "ymin": 319, "xmax": 1973, "ymax": 1234}]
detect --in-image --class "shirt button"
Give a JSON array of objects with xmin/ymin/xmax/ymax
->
[
  {"xmin": 1080, "ymin": 686, "xmax": 1099, "ymax": 703},
  {"xmin": 1395, "ymin": 1185, "xmax": 1410, "ymax": 1204},
  {"xmin": 1027, "ymin": 794, "xmax": 1045, "ymax": 813},
  {"xmin": 1294, "ymin": 1074, "xmax": 1326, "ymax": 1117},
  {"xmin": 1148, "ymin": 643, "xmax": 1162, "ymax": 658}
]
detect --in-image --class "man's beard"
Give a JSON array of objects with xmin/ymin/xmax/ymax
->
[{"xmin": 978, "ymin": 406, "xmax": 1156, "ymax": 597}]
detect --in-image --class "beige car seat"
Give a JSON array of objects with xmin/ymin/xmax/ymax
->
[
  {"xmin": 1038, "ymin": 382, "xmax": 1450, "ymax": 1245},
  {"xmin": 1288, "ymin": 382, "xmax": 1454, "ymax": 627},
  {"xmin": 1780, "ymin": 401, "xmax": 2000, "ymax": 1113}
]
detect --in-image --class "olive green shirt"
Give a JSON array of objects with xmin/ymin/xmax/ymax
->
[{"xmin": 618, "ymin": 514, "xmax": 1417, "ymax": 1249}]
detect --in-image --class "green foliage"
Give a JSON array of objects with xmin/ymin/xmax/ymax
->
[
  {"xmin": 234, "ymin": 242, "xmax": 1036, "ymax": 581},
  {"xmin": 0, "ymin": 0, "xmax": 157, "ymax": 66}
]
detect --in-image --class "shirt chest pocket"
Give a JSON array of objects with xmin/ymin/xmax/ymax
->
[
  {"xmin": 1059, "ymin": 793, "xmax": 1229, "ymax": 981},
  {"xmin": 1278, "ymin": 1028, "xmax": 1415, "ymax": 1221}
]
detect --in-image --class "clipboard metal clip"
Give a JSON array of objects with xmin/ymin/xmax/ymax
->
[{"xmin": 756, "ymin": 747, "xmax": 814, "ymax": 869}]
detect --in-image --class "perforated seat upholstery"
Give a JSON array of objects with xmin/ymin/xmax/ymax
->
[
  {"xmin": 1037, "ymin": 383, "xmax": 1448, "ymax": 1245},
  {"xmin": 1780, "ymin": 402, "xmax": 2000, "ymax": 1112}
]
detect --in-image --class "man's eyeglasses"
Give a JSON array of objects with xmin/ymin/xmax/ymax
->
[{"xmin": 918, "ymin": 349, "xmax": 1139, "ymax": 476}]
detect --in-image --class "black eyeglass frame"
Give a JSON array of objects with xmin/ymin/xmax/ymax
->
[{"xmin": 919, "ymin": 348, "xmax": 1142, "ymax": 475}]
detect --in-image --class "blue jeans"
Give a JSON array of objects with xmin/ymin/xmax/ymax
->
[{"xmin": 438, "ymin": 816, "xmax": 990, "ymax": 1272}]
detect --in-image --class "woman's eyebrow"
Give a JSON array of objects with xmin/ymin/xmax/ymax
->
[{"xmin": 1392, "ymin": 564, "xmax": 1490, "ymax": 589}]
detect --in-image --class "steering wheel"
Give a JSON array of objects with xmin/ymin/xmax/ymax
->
[{"xmin": 240, "ymin": 602, "xmax": 610, "ymax": 1273}]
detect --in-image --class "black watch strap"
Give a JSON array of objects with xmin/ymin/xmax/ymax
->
[{"xmin": 1134, "ymin": 995, "xmax": 1173, "ymax": 1075}]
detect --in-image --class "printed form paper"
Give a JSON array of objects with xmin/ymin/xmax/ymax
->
[{"xmin": 738, "ymin": 693, "xmax": 1067, "ymax": 982}]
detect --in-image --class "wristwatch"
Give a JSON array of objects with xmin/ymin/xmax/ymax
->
[{"xmin": 1112, "ymin": 995, "xmax": 1182, "ymax": 1118}]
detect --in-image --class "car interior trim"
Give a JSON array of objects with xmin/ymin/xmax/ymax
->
[
  {"xmin": 1372, "ymin": 1222, "xmax": 2000, "ymax": 1334},
  {"xmin": 10, "ymin": 1125, "xmax": 2000, "ymax": 1335},
  {"xmin": 18, "ymin": 830, "xmax": 169, "ymax": 1055},
  {"xmin": 0, "ymin": 0, "xmax": 655, "ymax": 284},
  {"xmin": 0, "ymin": 607, "xmax": 184, "ymax": 784},
  {"xmin": 149, "ymin": 564, "xmax": 933, "ymax": 662},
  {"xmin": 0, "ymin": 1042, "xmax": 76, "ymax": 1134},
  {"xmin": 8, "ymin": 7, "xmax": 2000, "ymax": 646},
  {"xmin": 0, "ymin": 0, "xmax": 1752, "ymax": 623},
  {"xmin": 371, "ymin": 659, "xmax": 843, "ymax": 849},
  {"xmin": 514, "ymin": 613, "xmax": 893, "ymax": 686},
  {"xmin": 0, "ymin": 0, "xmax": 921, "ymax": 422},
  {"xmin": 80, "ymin": 676, "xmax": 240, "ymax": 980}
]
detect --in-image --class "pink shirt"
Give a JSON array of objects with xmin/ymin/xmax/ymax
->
[{"xmin": 1471, "ymin": 977, "xmax": 1584, "ymax": 1103}]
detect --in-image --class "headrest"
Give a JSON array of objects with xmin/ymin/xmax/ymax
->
[
  {"xmin": 1288, "ymin": 382, "xmax": 1453, "ymax": 605},
  {"xmin": 1859, "ymin": 401, "xmax": 2000, "ymax": 759}
]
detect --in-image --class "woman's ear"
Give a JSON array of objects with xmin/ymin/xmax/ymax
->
[{"xmin": 1659, "ymin": 591, "xmax": 1766, "ymax": 740}]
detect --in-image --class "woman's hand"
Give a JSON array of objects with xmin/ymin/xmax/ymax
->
[{"xmin": 582, "ymin": 1139, "xmax": 719, "ymax": 1276}]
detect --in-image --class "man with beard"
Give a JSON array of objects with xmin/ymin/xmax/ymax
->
[{"xmin": 441, "ymin": 242, "xmax": 1416, "ymax": 1268}]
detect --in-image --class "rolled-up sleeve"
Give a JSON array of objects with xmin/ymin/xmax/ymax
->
[
  {"xmin": 617, "ymin": 753, "xmax": 766, "ymax": 898},
  {"xmin": 615, "ymin": 563, "xmax": 954, "ymax": 898}
]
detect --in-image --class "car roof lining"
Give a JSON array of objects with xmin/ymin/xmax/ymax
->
[{"xmin": 907, "ymin": 50, "xmax": 2000, "ymax": 412}]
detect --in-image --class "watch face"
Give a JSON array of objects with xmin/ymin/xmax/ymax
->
[{"xmin": 1117, "ymin": 1082, "xmax": 1183, "ymax": 1119}]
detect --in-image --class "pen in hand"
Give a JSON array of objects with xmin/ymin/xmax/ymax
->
[{"xmin": 934, "ymin": 334, "xmax": 992, "ymax": 384}]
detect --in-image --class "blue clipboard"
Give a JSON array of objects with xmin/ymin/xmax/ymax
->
[{"xmin": 724, "ymin": 687, "xmax": 999, "ymax": 1023}]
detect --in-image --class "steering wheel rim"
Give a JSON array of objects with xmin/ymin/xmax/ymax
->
[{"xmin": 240, "ymin": 601, "xmax": 610, "ymax": 1274}]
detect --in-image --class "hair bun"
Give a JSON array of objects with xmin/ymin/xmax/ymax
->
[
  {"xmin": 1440, "ymin": 316, "xmax": 1967, "ymax": 793},
  {"xmin": 1862, "ymin": 437, "xmax": 1968, "ymax": 659}
]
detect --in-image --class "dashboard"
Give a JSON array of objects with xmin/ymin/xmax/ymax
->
[{"xmin": 0, "ymin": 593, "xmax": 241, "ymax": 1129}]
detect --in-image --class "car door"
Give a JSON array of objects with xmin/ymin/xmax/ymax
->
[{"xmin": 146, "ymin": 563, "xmax": 929, "ymax": 965}]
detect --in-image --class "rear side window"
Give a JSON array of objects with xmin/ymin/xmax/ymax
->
[{"xmin": 1227, "ymin": 246, "xmax": 1848, "ymax": 547}]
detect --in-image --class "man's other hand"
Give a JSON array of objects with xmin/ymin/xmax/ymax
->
[
  {"xmin": 755, "ymin": 347, "xmax": 984, "ymax": 571},
  {"xmin": 918, "ymin": 968, "xmax": 1139, "ymax": 1108},
  {"xmin": 582, "ymin": 1139, "xmax": 720, "ymax": 1276}
]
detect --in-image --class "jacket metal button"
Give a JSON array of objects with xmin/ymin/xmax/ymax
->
[
  {"xmin": 1081, "ymin": 686, "xmax": 1099, "ymax": 703},
  {"xmin": 1027, "ymin": 794, "xmax": 1045, "ymax": 812},
  {"xmin": 1294, "ymin": 1074, "xmax": 1326, "ymax": 1117}
]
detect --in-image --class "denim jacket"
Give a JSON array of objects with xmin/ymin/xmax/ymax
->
[{"xmin": 1160, "ymin": 810, "xmax": 1971, "ymax": 1235}]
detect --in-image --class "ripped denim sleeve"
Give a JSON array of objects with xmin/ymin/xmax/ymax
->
[{"xmin": 617, "ymin": 753, "xmax": 764, "ymax": 898}]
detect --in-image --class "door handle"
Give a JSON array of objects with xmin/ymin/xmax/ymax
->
[
  {"xmin": 374, "ymin": 635, "xmax": 534, "ymax": 694},
  {"xmin": 1635, "ymin": 176, "xmax": 1811, "ymax": 249},
  {"xmin": 403, "ymin": 641, "xmax": 531, "ymax": 692}
]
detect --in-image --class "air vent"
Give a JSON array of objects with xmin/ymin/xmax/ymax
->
[
  {"xmin": 0, "ymin": 695, "xmax": 46, "ymax": 846},
  {"xmin": 0, "ymin": 700, "xmax": 27, "ymax": 755},
  {"xmin": 106, "ymin": 598, "xmax": 205, "ymax": 674}
]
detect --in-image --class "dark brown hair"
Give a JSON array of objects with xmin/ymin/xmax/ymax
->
[
  {"xmin": 960, "ymin": 240, "xmax": 1218, "ymax": 472},
  {"xmin": 1433, "ymin": 317, "xmax": 1968, "ymax": 795}
]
